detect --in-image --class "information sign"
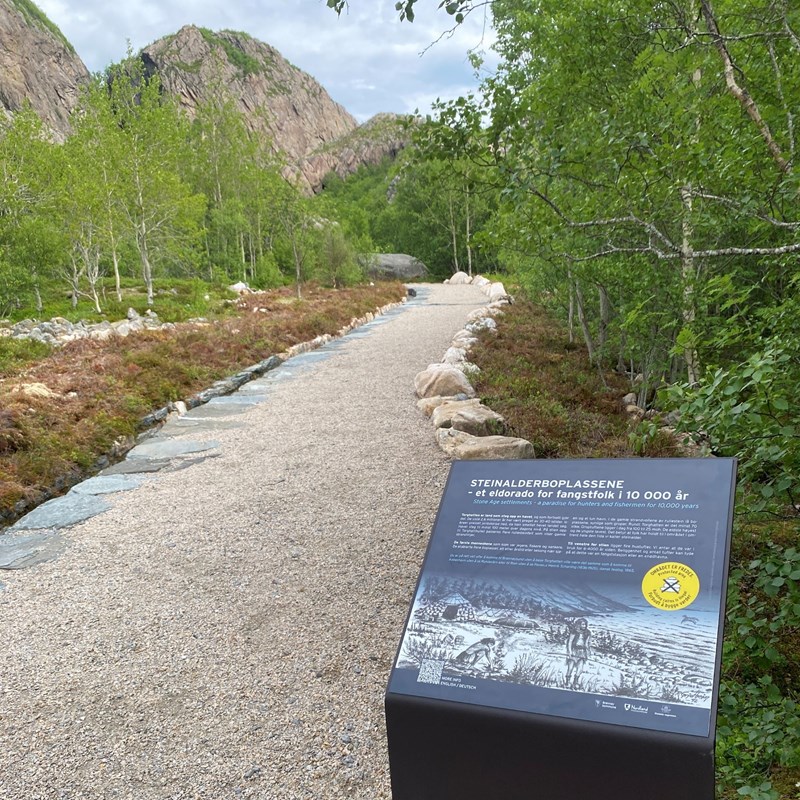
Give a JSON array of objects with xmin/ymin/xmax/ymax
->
[{"xmin": 387, "ymin": 458, "xmax": 736, "ymax": 738}]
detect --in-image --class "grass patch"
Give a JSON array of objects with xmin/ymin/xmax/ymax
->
[
  {"xmin": 3, "ymin": 277, "xmax": 237, "ymax": 325},
  {"xmin": 0, "ymin": 282, "xmax": 404, "ymax": 523},
  {"xmin": 0, "ymin": 337, "xmax": 52, "ymax": 374},
  {"xmin": 469, "ymin": 298, "xmax": 679, "ymax": 458}
]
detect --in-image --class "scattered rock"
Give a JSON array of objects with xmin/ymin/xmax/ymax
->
[
  {"xmin": 446, "ymin": 271, "xmax": 471, "ymax": 285},
  {"xmin": 626, "ymin": 404, "xmax": 645, "ymax": 421},
  {"xmin": 10, "ymin": 383, "xmax": 59, "ymax": 399}
]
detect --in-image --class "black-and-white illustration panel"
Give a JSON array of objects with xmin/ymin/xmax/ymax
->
[{"xmin": 387, "ymin": 458, "xmax": 737, "ymax": 738}]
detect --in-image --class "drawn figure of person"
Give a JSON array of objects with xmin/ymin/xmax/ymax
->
[
  {"xmin": 454, "ymin": 637, "xmax": 495, "ymax": 667},
  {"xmin": 565, "ymin": 618, "xmax": 592, "ymax": 690}
]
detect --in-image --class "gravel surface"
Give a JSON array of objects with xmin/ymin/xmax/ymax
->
[{"xmin": 0, "ymin": 283, "xmax": 488, "ymax": 800}]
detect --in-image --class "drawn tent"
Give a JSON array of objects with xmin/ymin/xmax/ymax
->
[{"xmin": 417, "ymin": 592, "xmax": 477, "ymax": 622}]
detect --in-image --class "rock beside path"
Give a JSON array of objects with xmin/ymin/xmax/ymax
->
[
  {"xmin": 418, "ymin": 282, "xmax": 534, "ymax": 461},
  {"xmin": 436, "ymin": 429, "xmax": 535, "ymax": 460},
  {"xmin": 414, "ymin": 364, "xmax": 476, "ymax": 399}
]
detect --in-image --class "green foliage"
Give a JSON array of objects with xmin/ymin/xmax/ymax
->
[
  {"xmin": 250, "ymin": 253, "xmax": 286, "ymax": 290},
  {"xmin": 668, "ymin": 336, "xmax": 799, "ymax": 516},
  {"xmin": 314, "ymin": 227, "xmax": 364, "ymax": 288},
  {"xmin": 198, "ymin": 28, "xmax": 262, "ymax": 76},
  {"xmin": 717, "ymin": 544, "xmax": 800, "ymax": 798},
  {"xmin": 0, "ymin": 258, "xmax": 33, "ymax": 318}
]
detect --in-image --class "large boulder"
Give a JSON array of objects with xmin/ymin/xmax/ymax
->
[
  {"xmin": 430, "ymin": 399, "xmax": 483, "ymax": 429},
  {"xmin": 366, "ymin": 254, "xmax": 428, "ymax": 281},
  {"xmin": 436, "ymin": 429, "xmax": 535, "ymax": 460},
  {"xmin": 414, "ymin": 364, "xmax": 476, "ymax": 399},
  {"xmin": 487, "ymin": 282, "xmax": 511, "ymax": 302},
  {"xmin": 416, "ymin": 395, "xmax": 471, "ymax": 416},
  {"xmin": 450, "ymin": 406, "xmax": 506, "ymax": 437}
]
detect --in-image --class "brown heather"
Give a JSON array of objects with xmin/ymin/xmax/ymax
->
[{"xmin": 0, "ymin": 283, "xmax": 404, "ymax": 520}]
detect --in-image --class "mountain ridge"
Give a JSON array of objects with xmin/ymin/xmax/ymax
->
[{"xmin": 0, "ymin": 6, "xmax": 409, "ymax": 189}]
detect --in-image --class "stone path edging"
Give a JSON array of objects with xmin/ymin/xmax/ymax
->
[{"xmin": 414, "ymin": 272, "xmax": 536, "ymax": 460}]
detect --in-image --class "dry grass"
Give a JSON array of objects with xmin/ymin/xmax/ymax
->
[
  {"xmin": 0, "ymin": 283, "xmax": 404, "ymax": 523},
  {"xmin": 470, "ymin": 299, "xmax": 681, "ymax": 459}
]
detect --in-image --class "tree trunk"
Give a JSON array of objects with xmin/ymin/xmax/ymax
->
[
  {"xmin": 567, "ymin": 269, "xmax": 575, "ymax": 344},
  {"xmin": 465, "ymin": 184, "xmax": 473, "ymax": 277},
  {"xmin": 700, "ymin": 0, "xmax": 791, "ymax": 174},
  {"xmin": 140, "ymin": 221, "xmax": 154, "ymax": 306},
  {"xmin": 597, "ymin": 283, "xmax": 611, "ymax": 355},
  {"xmin": 680, "ymin": 185, "xmax": 701, "ymax": 385},
  {"xmin": 574, "ymin": 279, "xmax": 596, "ymax": 363},
  {"xmin": 292, "ymin": 235, "xmax": 302, "ymax": 300},
  {"xmin": 448, "ymin": 194, "xmax": 460, "ymax": 273},
  {"xmin": 68, "ymin": 256, "xmax": 81, "ymax": 310}
]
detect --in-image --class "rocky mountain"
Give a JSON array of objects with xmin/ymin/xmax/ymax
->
[
  {"xmin": 141, "ymin": 25, "xmax": 409, "ymax": 193},
  {"xmin": 0, "ymin": 10, "xmax": 408, "ymax": 190},
  {"xmin": 0, "ymin": 0, "xmax": 90, "ymax": 140},
  {"xmin": 300, "ymin": 112, "xmax": 411, "ymax": 192}
]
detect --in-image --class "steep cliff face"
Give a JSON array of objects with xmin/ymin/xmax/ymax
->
[
  {"xmin": 0, "ymin": 0, "xmax": 89, "ymax": 140},
  {"xmin": 141, "ymin": 26, "xmax": 410, "ymax": 193},
  {"xmin": 141, "ymin": 26, "xmax": 358, "ymax": 183}
]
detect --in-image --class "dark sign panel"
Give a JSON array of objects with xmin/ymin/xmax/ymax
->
[{"xmin": 387, "ymin": 458, "xmax": 736, "ymax": 738}]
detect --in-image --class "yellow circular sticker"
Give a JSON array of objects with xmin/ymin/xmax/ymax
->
[{"xmin": 641, "ymin": 562, "xmax": 700, "ymax": 611}]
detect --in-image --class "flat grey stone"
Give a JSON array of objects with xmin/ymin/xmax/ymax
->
[
  {"xmin": 183, "ymin": 401, "xmax": 255, "ymax": 418},
  {"xmin": 101, "ymin": 459, "xmax": 172, "ymax": 475},
  {"xmin": 206, "ymin": 394, "xmax": 266, "ymax": 406},
  {"xmin": 9, "ymin": 494, "xmax": 112, "ymax": 531},
  {"xmin": 159, "ymin": 418, "xmax": 244, "ymax": 437},
  {"xmin": 125, "ymin": 440, "xmax": 220, "ymax": 460},
  {"xmin": 0, "ymin": 531, "xmax": 66, "ymax": 570},
  {"xmin": 283, "ymin": 351, "xmax": 332, "ymax": 368},
  {"xmin": 69, "ymin": 475, "xmax": 145, "ymax": 495}
]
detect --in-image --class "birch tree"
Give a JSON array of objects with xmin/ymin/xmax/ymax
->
[{"xmin": 107, "ymin": 59, "xmax": 205, "ymax": 305}]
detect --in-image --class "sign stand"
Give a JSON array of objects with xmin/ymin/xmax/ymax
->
[{"xmin": 385, "ymin": 458, "xmax": 736, "ymax": 800}]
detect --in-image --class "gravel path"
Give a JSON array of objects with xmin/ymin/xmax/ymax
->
[{"xmin": 0, "ymin": 283, "xmax": 488, "ymax": 800}]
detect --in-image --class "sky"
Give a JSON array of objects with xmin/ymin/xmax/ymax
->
[{"xmin": 36, "ymin": 0, "xmax": 497, "ymax": 122}]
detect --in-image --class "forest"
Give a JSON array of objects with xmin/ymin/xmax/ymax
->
[{"xmin": 1, "ymin": 0, "xmax": 799, "ymax": 796}]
